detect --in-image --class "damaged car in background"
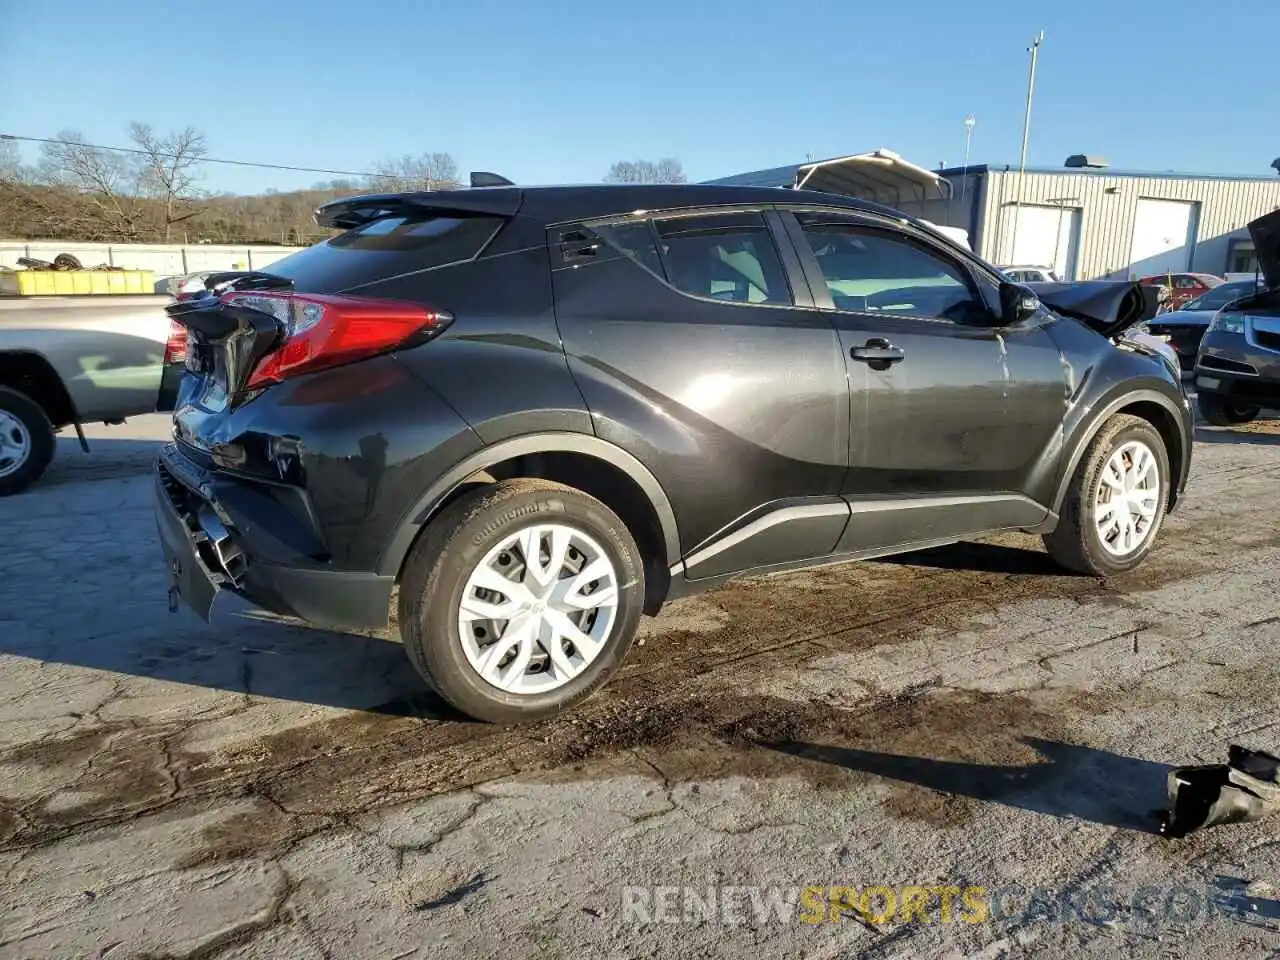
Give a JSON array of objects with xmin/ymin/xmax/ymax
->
[
  {"xmin": 155, "ymin": 181, "xmax": 1192, "ymax": 723},
  {"xmin": 1193, "ymin": 209, "xmax": 1280, "ymax": 427}
]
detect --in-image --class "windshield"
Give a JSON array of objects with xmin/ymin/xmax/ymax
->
[{"xmin": 1181, "ymin": 280, "xmax": 1260, "ymax": 311}]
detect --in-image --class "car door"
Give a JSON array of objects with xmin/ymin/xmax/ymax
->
[
  {"xmin": 778, "ymin": 209, "xmax": 1068, "ymax": 552},
  {"xmin": 549, "ymin": 208, "xmax": 854, "ymax": 581}
]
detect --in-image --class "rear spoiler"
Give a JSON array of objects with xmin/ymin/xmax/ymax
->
[{"xmin": 315, "ymin": 189, "xmax": 523, "ymax": 230}]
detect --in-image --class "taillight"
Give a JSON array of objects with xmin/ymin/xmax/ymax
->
[
  {"xmin": 219, "ymin": 292, "xmax": 452, "ymax": 389},
  {"xmin": 163, "ymin": 319, "xmax": 187, "ymax": 364}
]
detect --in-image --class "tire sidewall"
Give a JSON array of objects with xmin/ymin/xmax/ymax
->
[
  {"xmin": 412, "ymin": 485, "xmax": 644, "ymax": 722},
  {"xmin": 1198, "ymin": 392, "xmax": 1260, "ymax": 426},
  {"xmin": 1078, "ymin": 420, "xmax": 1170, "ymax": 574},
  {"xmin": 0, "ymin": 387, "xmax": 55, "ymax": 496}
]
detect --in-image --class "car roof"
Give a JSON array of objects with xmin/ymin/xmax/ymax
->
[{"xmin": 316, "ymin": 183, "xmax": 913, "ymax": 231}]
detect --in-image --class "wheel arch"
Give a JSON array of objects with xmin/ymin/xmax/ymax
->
[
  {"xmin": 379, "ymin": 433, "xmax": 682, "ymax": 612},
  {"xmin": 1051, "ymin": 388, "xmax": 1190, "ymax": 517},
  {"xmin": 0, "ymin": 350, "xmax": 78, "ymax": 429}
]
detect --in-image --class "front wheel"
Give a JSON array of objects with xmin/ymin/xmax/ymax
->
[
  {"xmin": 0, "ymin": 386, "xmax": 55, "ymax": 496},
  {"xmin": 1197, "ymin": 392, "xmax": 1260, "ymax": 427},
  {"xmin": 1043, "ymin": 414, "xmax": 1170, "ymax": 576},
  {"xmin": 398, "ymin": 479, "xmax": 645, "ymax": 723}
]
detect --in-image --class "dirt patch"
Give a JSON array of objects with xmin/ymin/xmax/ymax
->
[
  {"xmin": 175, "ymin": 801, "xmax": 303, "ymax": 869},
  {"xmin": 2, "ymin": 532, "xmax": 1204, "ymax": 853}
]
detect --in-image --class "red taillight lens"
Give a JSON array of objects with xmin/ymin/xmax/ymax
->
[
  {"xmin": 219, "ymin": 292, "xmax": 452, "ymax": 389},
  {"xmin": 163, "ymin": 319, "xmax": 187, "ymax": 364}
]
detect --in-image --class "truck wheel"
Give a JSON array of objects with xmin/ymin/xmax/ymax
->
[
  {"xmin": 1197, "ymin": 392, "xmax": 1259, "ymax": 427},
  {"xmin": 1043, "ymin": 414, "xmax": 1170, "ymax": 576},
  {"xmin": 0, "ymin": 387, "xmax": 55, "ymax": 496},
  {"xmin": 398, "ymin": 479, "xmax": 645, "ymax": 723}
]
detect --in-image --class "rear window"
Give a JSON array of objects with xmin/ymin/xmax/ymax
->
[{"xmin": 262, "ymin": 214, "xmax": 505, "ymax": 292}]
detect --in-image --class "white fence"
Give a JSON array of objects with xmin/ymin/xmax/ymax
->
[{"xmin": 0, "ymin": 240, "xmax": 303, "ymax": 282}]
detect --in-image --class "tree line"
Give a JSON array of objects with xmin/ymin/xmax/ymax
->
[{"xmin": 0, "ymin": 126, "xmax": 686, "ymax": 246}]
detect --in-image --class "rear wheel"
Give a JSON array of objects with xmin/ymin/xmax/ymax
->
[
  {"xmin": 0, "ymin": 387, "xmax": 55, "ymax": 496},
  {"xmin": 1043, "ymin": 414, "xmax": 1170, "ymax": 576},
  {"xmin": 398, "ymin": 479, "xmax": 645, "ymax": 723},
  {"xmin": 1197, "ymin": 392, "xmax": 1260, "ymax": 427}
]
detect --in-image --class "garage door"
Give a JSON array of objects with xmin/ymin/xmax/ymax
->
[
  {"xmin": 1004, "ymin": 204, "xmax": 1082, "ymax": 280},
  {"xmin": 1128, "ymin": 198, "xmax": 1199, "ymax": 277}
]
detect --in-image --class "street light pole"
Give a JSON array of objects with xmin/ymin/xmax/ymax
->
[
  {"xmin": 959, "ymin": 114, "xmax": 976, "ymax": 210},
  {"xmin": 1008, "ymin": 30, "xmax": 1045, "ymax": 263}
]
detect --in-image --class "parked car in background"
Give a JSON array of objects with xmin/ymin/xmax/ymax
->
[
  {"xmin": 1139, "ymin": 272, "xmax": 1223, "ymax": 311},
  {"xmin": 0, "ymin": 294, "xmax": 183, "ymax": 494},
  {"xmin": 156, "ymin": 181, "xmax": 1192, "ymax": 723},
  {"xmin": 1194, "ymin": 211, "xmax": 1280, "ymax": 425},
  {"xmin": 1146, "ymin": 278, "xmax": 1268, "ymax": 371},
  {"xmin": 1001, "ymin": 265, "xmax": 1058, "ymax": 284}
]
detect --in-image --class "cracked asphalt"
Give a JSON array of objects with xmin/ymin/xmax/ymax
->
[{"xmin": 3, "ymin": 412, "xmax": 1280, "ymax": 959}]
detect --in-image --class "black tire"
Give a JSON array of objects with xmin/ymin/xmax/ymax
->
[
  {"xmin": 0, "ymin": 386, "xmax": 55, "ymax": 496},
  {"xmin": 398, "ymin": 478, "xmax": 645, "ymax": 723},
  {"xmin": 1042, "ymin": 414, "xmax": 1171, "ymax": 576},
  {"xmin": 1197, "ymin": 392, "xmax": 1260, "ymax": 427}
]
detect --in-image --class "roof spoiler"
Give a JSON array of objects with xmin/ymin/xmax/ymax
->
[{"xmin": 315, "ymin": 189, "xmax": 522, "ymax": 229}]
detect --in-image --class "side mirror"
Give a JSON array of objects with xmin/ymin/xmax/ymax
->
[{"xmin": 999, "ymin": 282, "xmax": 1042, "ymax": 325}]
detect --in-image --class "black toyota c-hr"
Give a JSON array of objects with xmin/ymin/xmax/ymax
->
[{"xmin": 157, "ymin": 179, "xmax": 1192, "ymax": 722}]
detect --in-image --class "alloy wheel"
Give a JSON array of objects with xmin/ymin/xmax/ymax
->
[{"xmin": 0, "ymin": 411, "xmax": 32, "ymax": 479}]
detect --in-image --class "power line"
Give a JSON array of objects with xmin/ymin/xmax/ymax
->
[{"xmin": 0, "ymin": 132, "xmax": 397, "ymax": 180}]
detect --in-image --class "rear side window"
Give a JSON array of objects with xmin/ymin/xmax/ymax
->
[
  {"xmin": 655, "ymin": 213, "xmax": 791, "ymax": 305},
  {"xmin": 261, "ymin": 214, "xmax": 505, "ymax": 292},
  {"xmin": 592, "ymin": 219, "xmax": 667, "ymax": 278}
]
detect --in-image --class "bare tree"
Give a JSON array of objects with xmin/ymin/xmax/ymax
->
[
  {"xmin": 0, "ymin": 137, "xmax": 24, "ymax": 183},
  {"xmin": 604, "ymin": 158, "xmax": 687, "ymax": 184},
  {"xmin": 37, "ymin": 130, "xmax": 148, "ymax": 240},
  {"xmin": 366, "ymin": 152, "xmax": 458, "ymax": 192},
  {"xmin": 129, "ymin": 123, "xmax": 209, "ymax": 241}
]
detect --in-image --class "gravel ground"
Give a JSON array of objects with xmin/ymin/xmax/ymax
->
[{"xmin": 2, "ymin": 412, "xmax": 1280, "ymax": 959}]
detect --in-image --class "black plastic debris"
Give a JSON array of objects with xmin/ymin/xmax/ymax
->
[{"xmin": 1160, "ymin": 745, "xmax": 1280, "ymax": 838}]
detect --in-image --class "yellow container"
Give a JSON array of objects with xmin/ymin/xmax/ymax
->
[{"xmin": 0, "ymin": 269, "xmax": 155, "ymax": 296}]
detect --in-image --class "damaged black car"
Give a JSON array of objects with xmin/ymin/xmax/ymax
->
[{"xmin": 155, "ymin": 181, "xmax": 1192, "ymax": 723}]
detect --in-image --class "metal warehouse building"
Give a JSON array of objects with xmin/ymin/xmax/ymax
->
[{"xmin": 710, "ymin": 150, "xmax": 1280, "ymax": 282}]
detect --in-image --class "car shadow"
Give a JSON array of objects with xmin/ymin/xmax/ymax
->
[
  {"xmin": 1195, "ymin": 426, "xmax": 1280, "ymax": 446},
  {"xmin": 31, "ymin": 436, "xmax": 168, "ymax": 490},
  {"xmin": 764, "ymin": 736, "xmax": 1170, "ymax": 832},
  {"xmin": 875, "ymin": 540, "xmax": 1066, "ymax": 576}
]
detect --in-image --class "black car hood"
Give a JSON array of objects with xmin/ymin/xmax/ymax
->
[
  {"xmin": 1024, "ymin": 280, "xmax": 1157, "ymax": 339},
  {"xmin": 1248, "ymin": 208, "xmax": 1280, "ymax": 291}
]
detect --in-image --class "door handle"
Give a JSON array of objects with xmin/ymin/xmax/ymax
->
[{"xmin": 850, "ymin": 338, "xmax": 905, "ymax": 367}]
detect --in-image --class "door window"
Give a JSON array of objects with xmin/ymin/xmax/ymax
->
[
  {"xmin": 653, "ymin": 212, "xmax": 792, "ymax": 305},
  {"xmin": 799, "ymin": 221, "xmax": 991, "ymax": 324}
]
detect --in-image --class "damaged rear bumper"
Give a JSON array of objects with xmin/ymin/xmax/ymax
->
[{"xmin": 154, "ymin": 443, "xmax": 394, "ymax": 629}]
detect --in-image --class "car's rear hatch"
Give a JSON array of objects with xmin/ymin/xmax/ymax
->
[{"xmin": 168, "ymin": 190, "xmax": 519, "ymax": 453}]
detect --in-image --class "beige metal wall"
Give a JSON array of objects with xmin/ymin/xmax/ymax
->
[{"xmin": 970, "ymin": 170, "xmax": 1280, "ymax": 279}]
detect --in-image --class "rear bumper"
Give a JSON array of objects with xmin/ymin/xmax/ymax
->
[{"xmin": 154, "ymin": 443, "xmax": 394, "ymax": 628}]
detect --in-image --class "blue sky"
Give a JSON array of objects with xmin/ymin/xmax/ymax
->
[{"xmin": 1, "ymin": 0, "xmax": 1275, "ymax": 195}]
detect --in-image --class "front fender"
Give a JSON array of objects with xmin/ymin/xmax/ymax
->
[{"xmin": 1049, "ymin": 382, "xmax": 1192, "ymax": 520}]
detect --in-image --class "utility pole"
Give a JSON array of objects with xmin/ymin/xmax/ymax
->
[{"xmin": 1008, "ymin": 30, "xmax": 1044, "ymax": 263}]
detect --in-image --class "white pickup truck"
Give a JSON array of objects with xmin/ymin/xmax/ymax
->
[{"xmin": 0, "ymin": 294, "xmax": 182, "ymax": 494}]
